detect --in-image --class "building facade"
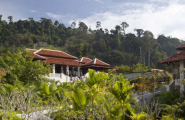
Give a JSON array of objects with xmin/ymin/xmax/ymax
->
[
  {"xmin": 160, "ymin": 44, "xmax": 185, "ymax": 94},
  {"xmin": 27, "ymin": 48, "xmax": 113, "ymax": 82}
]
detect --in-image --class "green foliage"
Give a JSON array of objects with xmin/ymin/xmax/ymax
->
[
  {"xmin": 155, "ymin": 91, "xmax": 180, "ymax": 105},
  {"xmin": 0, "ymin": 15, "xmax": 183, "ymax": 69},
  {"xmin": 37, "ymin": 81, "xmax": 63, "ymax": 102},
  {"xmin": 0, "ymin": 48, "xmax": 51, "ymax": 85},
  {"xmin": 86, "ymin": 69, "xmax": 109, "ymax": 88},
  {"xmin": 116, "ymin": 63, "xmax": 150, "ymax": 74},
  {"xmin": 49, "ymin": 82, "xmax": 57, "ymax": 92},
  {"xmin": 109, "ymin": 75, "xmax": 133, "ymax": 103},
  {"xmin": 66, "ymin": 88, "xmax": 90, "ymax": 111},
  {"xmin": 132, "ymin": 112, "xmax": 147, "ymax": 120},
  {"xmin": 0, "ymin": 112, "xmax": 21, "ymax": 120},
  {"xmin": 1, "ymin": 68, "xmax": 185, "ymax": 119},
  {"xmin": 132, "ymin": 63, "xmax": 150, "ymax": 73},
  {"xmin": 161, "ymin": 115, "xmax": 174, "ymax": 120},
  {"xmin": 162, "ymin": 104, "xmax": 183, "ymax": 119},
  {"xmin": 116, "ymin": 65, "xmax": 131, "ymax": 74},
  {"xmin": 109, "ymin": 74, "xmax": 135, "ymax": 119}
]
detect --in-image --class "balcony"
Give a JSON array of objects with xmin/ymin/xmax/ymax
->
[{"xmin": 46, "ymin": 73, "xmax": 88, "ymax": 83}]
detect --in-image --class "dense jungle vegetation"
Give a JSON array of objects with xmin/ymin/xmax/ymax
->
[
  {"xmin": 0, "ymin": 15, "xmax": 184, "ymax": 69},
  {"xmin": 0, "ymin": 48, "xmax": 184, "ymax": 120},
  {"xmin": 1, "ymin": 15, "xmax": 185, "ymax": 119}
]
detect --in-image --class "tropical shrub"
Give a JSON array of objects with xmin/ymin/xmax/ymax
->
[
  {"xmin": 0, "ymin": 48, "xmax": 51, "ymax": 85},
  {"xmin": 155, "ymin": 91, "xmax": 180, "ymax": 105},
  {"xmin": 116, "ymin": 63, "xmax": 150, "ymax": 74}
]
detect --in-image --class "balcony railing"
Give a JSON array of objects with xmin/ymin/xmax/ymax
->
[{"xmin": 47, "ymin": 73, "xmax": 88, "ymax": 83}]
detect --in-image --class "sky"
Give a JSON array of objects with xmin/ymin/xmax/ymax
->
[{"xmin": 1, "ymin": 0, "xmax": 185, "ymax": 40}]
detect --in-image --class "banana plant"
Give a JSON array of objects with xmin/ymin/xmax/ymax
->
[
  {"xmin": 85, "ymin": 69, "xmax": 109, "ymax": 118},
  {"xmin": 37, "ymin": 81, "xmax": 64, "ymax": 102},
  {"xmin": 86, "ymin": 69, "xmax": 109, "ymax": 88},
  {"xmin": 65, "ymin": 88, "xmax": 91, "ymax": 119}
]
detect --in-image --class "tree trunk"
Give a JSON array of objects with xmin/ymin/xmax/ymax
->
[
  {"xmin": 140, "ymin": 46, "xmax": 142, "ymax": 64},
  {"xmin": 148, "ymin": 50, "xmax": 150, "ymax": 67}
]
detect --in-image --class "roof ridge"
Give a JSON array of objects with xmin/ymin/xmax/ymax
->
[
  {"xmin": 94, "ymin": 58, "xmax": 96, "ymax": 64},
  {"xmin": 80, "ymin": 57, "xmax": 92, "ymax": 62},
  {"xmin": 27, "ymin": 48, "xmax": 47, "ymax": 59},
  {"xmin": 176, "ymin": 44, "xmax": 185, "ymax": 50},
  {"xmin": 34, "ymin": 53, "xmax": 47, "ymax": 59},
  {"xmin": 35, "ymin": 48, "xmax": 78, "ymax": 59},
  {"xmin": 160, "ymin": 50, "xmax": 185, "ymax": 63},
  {"xmin": 95, "ymin": 58, "xmax": 110, "ymax": 65},
  {"xmin": 84, "ymin": 59, "xmax": 94, "ymax": 65},
  {"xmin": 34, "ymin": 48, "xmax": 42, "ymax": 54},
  {"xmin": 81, "ymin": 57, "xmax": 92, "ymax": 59},
  {"xmin": 80, "ymin": 57, "xmax": 84, "ymax": 62}
]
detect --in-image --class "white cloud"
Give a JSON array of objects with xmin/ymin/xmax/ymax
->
[
  {"xmin": 46, "ymin": 12, "xmax": 76, "ymax": 24},
  {"xmin": 47, "ymin": 12, "xmax": 75, "ymax": 19},
  {"xmin": 93, "ymin": 0, "xmax": 104, "ymax": 3},
  {"xmin": 46, "ymin": 12, "xmax": 63, "ymax": 20},
  {"xmin": 83, "ymin": 0, "xmax": 104, "ymax": 3},
  {"xmin": 71, "ymin": 1, "xmax": 185, "ymax": 40},
  {"xmin": 29, "ymin": 10, "xmax": 37, "ymax": 13},
  {"xmin": 149, "ymin": 0, "xmax": 169, "ymax": 3}
]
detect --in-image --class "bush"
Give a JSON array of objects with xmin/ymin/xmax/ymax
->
[
  {"xmin": 132, "ymin": 63, "xmax": 150, "ymax": 73},
  {"xmin": 132, "ymin": 112, "xmax": 148, "ymax": 120},
  {"xmin": 116, "ymin": 65, "xmax": 131, "ymax": 74},
  {"xmin": 115, "ymin": 63, "xmax": 150, "ymax": 74},
  {"xmin": 154, "ymin": 91, "xmax": 180, "ymax": 105}
]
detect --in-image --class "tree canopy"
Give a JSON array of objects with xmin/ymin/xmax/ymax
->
[
  {"xmin": 0, "ymin": 15, "xmax": 184, "ymax": 70},
  {"xmin": 0, "ymin": 48, "xmax": 51, "ymax": 85}
]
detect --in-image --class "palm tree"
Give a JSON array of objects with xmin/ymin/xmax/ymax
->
[
  {"xmin": 121, "ymin": 22, "xmax": 129, "ymax": 35},
  {"xmin": 96, "ymin": 21, "xmax": 101, "ymax": 29},
  {"xmin": 71, "ymin": 21, "xmax": 76, "ymax": 29},
  {"xmin": 134, "ymin": 28, "xmax": 144, "ymax": 37},
  {"xmin": 54, "ymin": 20, "xmax": 59, "ymax": 27},
  {"xmin": 0, "ymin": 15, "xmax": 2, "ymax": 22},
  {"xmin": 7, "ymin": 16, "xmax": 13, "ymax": 23}
]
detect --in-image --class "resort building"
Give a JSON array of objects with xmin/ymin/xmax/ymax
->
[
  {"xmin": 27, "ymin": 48, "xmax": 113, "ymax": 82},
  {"xmin": 160, "ymin": 44, "xmax": 185, "ymax": 93}
]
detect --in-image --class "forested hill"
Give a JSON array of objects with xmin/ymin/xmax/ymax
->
[{"xmin": 0, "ymin": 15, "xmax": 184, "ymax": 68}]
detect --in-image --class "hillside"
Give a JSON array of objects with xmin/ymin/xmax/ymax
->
[{"xmin": 0, "ymin": 15, "xmax": 184, "ymax": 69}]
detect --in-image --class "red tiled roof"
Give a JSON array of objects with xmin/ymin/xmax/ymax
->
[
  {"xmin": 36, "ymin": 49, "xmax": 77, "ymax": 59},
  {"xmin": 79, "ymin": 57, "xmax": 92, "ymax": 64},
  {"xmin": 176, "ymin": 44, "xmax": 185, "ymax": 50},
  {"xmin": 83, "ymin": 58, "xmax": 110, "ymax": 66},
  {"xmin": 160, "ymin": 50, "xmax": 185, "ymax": 64},
  {"xmin": 42, "ymin": 56, "xmax": 80, "ymax": 66},
  {"xmin": 26, "ymin": 48, "xmax": 113, "ymax": 67},
  {"xmin": 27, "ymin": 48, "xmax": 46, "ymax": 60},
  {"xmin": 31, "ymin": 54, "xmax": 47, "ymax": 60}
]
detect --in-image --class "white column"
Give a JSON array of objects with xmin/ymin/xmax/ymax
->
[
  {"xmin": 180, "ymin": 61, "xmax": 184, "ymax": 79},
  {"xmin": 174, "ymin": 63, "xmax": 179, "ymax": 87},
  {"xmin": 180, "ymin": 61, "xmax": 184, "ymax": 94},
  {"xmin": 72, "ymin": 67, "xmax": 74, "ymax": 75},
  {"xmin": 66, "ymin": 65, "xmax": 69, "ymax": 82},
  {"xmin": 60, "ymin": 66, "xmax": 63, "ymax": 78},
  {"xmin": 53, "ymin": 64, "xmax": 55, "ymax": 74},
  {"xmin": 66, "ymin": 65, "xmax": 69, "ymax": 76},
  {"xmin": 78, "ymin": 67, "xmax": 80, "ymax": 77}
]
